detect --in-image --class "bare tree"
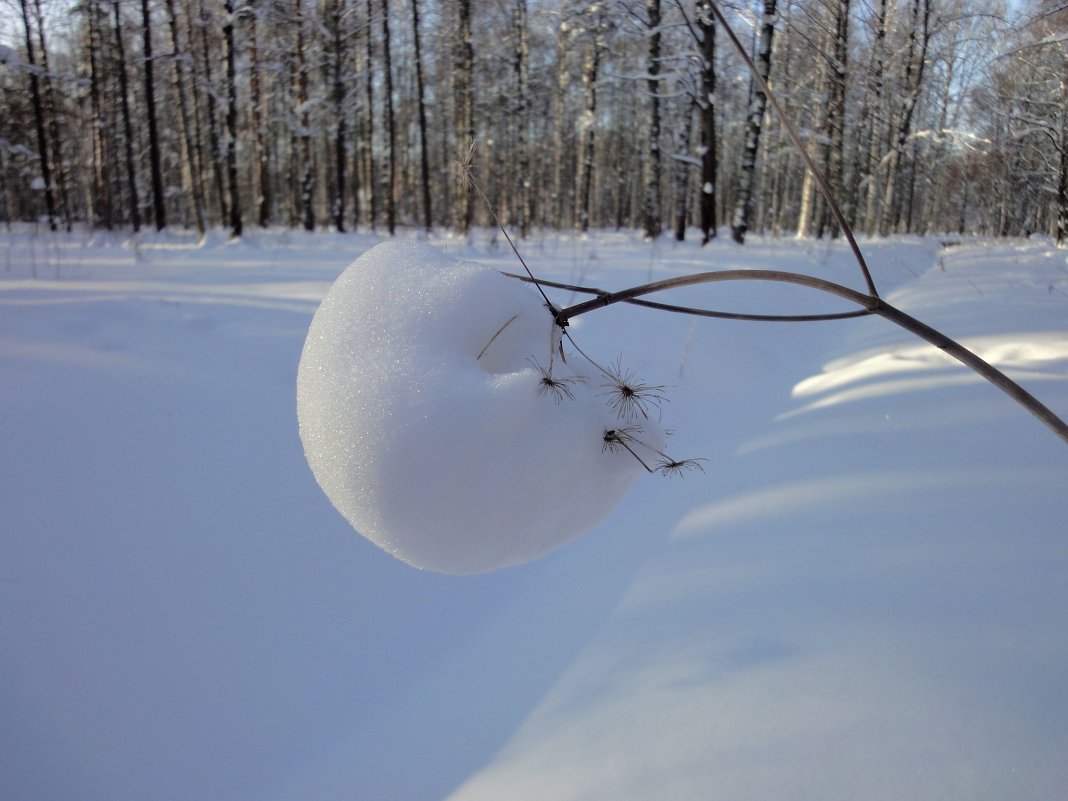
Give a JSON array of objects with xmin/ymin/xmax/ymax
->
[
  {"xmin": 141, "ymin": 0, "xmax": 166, "ymax": 229},
  {"xmin": 163, "ymin": 0, "xmax": 205, "ymax": 233},
  {"xmin": 731, "ymin": 0, "xmax": 778, "ymax": 244},
  {"xmin": 576, "ymin": 6, "xmax": 607, "ymax": 232},
  {"xmin": 879, "ymin": 0, "xmax": 931, "ymax": 235},
  {"xmin": 696, "ymin": 0, "xmax": 716, "ymax": 244},
  {"xmin": 455, "ymin": 0, "xmax": 474, "ymax": 235},
  {"xmin": 113, "ymin": 0, "xmax": 142, "ymax": 231},
  {"xmin": 222, "ymin": 0, "xmax": 241, "ymax": 236},
  {"xmin": 411, "ymin": 0, "xmax": 432, "ymax": 232},
  {"xmin": 381, "ymin": 0, "xmax": 396, "ymax": 234},
  {"xmin": 19, "ymin": 0, "xmax": 58, "ymax": 230},
  {"xmin": 642, "ymin": 0, "xmax": 663, "ymax": 239}
]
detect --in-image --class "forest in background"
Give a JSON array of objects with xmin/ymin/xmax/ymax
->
[{"xmin": 2, "ymin": 0, "xmax": 1068, "ymax": 244}]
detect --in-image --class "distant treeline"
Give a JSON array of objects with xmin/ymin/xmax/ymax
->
[{"xmin": 3, "ymin": 0, "xmax": 1068, "ymax": 243}]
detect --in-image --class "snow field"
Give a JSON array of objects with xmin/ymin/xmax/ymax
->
[{"xmin": 1, "ymin": 228, "xmax": 1066, "ymax": 801}]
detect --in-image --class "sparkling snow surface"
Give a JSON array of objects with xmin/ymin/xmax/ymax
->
[{"xmin": 2, "ymin": 228, "xmax": 1067, "ymax": 801}]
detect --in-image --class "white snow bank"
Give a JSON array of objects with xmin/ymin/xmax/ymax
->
[{"xmin": 297, "ymin": 241, "xmax": 657, "ymax": 574}]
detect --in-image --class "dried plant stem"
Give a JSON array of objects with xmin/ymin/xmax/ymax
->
[
  {"xmin": 502, "ymin": 271, "xmax": 869, "ymax": 322},
  {"xmin": 871, "ymin": 298, "xmax": 1068, "ymax": 444},
  {"xmin": 476, "ymin": 314, "xmax": 519, "ymax": 361},
  {"xmin": 555, "ymin": 269, "xmax": 876, "ymax": 321},
  {"xmin": 519, "ymin": 269, "xmax": 1067, "ymax": 446}
]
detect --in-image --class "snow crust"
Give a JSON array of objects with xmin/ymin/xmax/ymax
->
[{"xmin": 297, "ymin": 241, "xmax": 648, "ymax": 574}]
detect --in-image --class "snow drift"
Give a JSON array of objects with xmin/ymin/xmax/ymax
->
[{"xmin": 296, "ymin": 241, "xmax": 654, "ymax": 573}]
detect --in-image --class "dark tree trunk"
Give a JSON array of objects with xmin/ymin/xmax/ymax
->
[
  {"xmin": 1057, "ymin": 58, "xmax": 1068, "ymax": 245},
  {"xmin": 223, "ymin": 0, "xmax": 242, "ymax": 237},
  {"xmin": 20, "ymin": 0, "xmax": 58, "ymax": 231},
  {"xmin": 365, "ymin": 0, "xmax": 377, "ymax": 231},
  {"xmin": 197, "ymin": 0, "xmax": 228, "ymax": 223},
  {"xmin": 331, "ymin": 0, "xmax": 347, "ymax": 232},
  {"xmin": 381, "ymin": 0, "xmax": 396, "ymax": 235},
  {"xmin": 642, "ymin": 0, "xmax": 663, "ymax": 239},
  {"xmin": 861, "ymin": 0, "xmax": 889, "ymax": 233},
  {"xmin": 113, "ymin": 0, "xmax": 141, "ymax": 231},
  {"xmin": 295, "ymin": 0, "xmax": 314, "ymax": 231},
  {"xmin": 456, "ymin": 0, "xmax": 474, "ymax": 234},
  {"xmin": 87, "ymin": 0, "xmax": 114, "ymax": 229},
  {"xmin": 411, "ymin": 0, "xmax": 432, "ymax": 232},
  {"xmin": 512, "ymin": 0, "xmax": 530, "ymax": 237},
  {"xmin": 696, "ymin": 0, "xmax": 716, "ymax": 244},
  {"xmin": 820, "ymin": 0, "xmax": 850, "ymax": 239},
  {"xmin": 350, "ymin": 21, "xmax": 364, "ymax": 229},
  {"xmin": 141, "ymin": 0, "xmax": 166, "ymax": 229},
  {"xmin": 32, "ymin": 0, "xmax": 72, "ymax": 230}
]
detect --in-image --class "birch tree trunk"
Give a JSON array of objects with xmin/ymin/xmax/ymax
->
[
  {"xmin": 730, "ymin": 0, "xmax": 776, "ymax": 244},
  {"xmin": 861, "ymin": 0, "xmax": 888, "ymax": 234},
  {"xmin": 880, "ymin": 0, "xmax": 930, "ymax": 236},
  {"xmin": 550, "ymin": 16, "xmax": 572, "ymax": 229},
  {"xmin": 576, "ymin": 33, "xmax": 601, "ymax": 232},
  {"xmin": 696, "ymin": 0, "xmax": 716, "ymax": 244},
  {"xmin": 164, "ymin": 0, "xmax": 205, "ymax": 233},
  {"xmin": 820, "ymin": 0, "xmax": 850, "ymax": 239}
]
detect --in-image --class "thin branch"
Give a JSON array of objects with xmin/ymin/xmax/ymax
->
[
  {"xmin": 502, "ymin": 271, "xmax": 872, "ymax": 322},
  {"xmin": 555, "ymin": 269, "xmax": 878, "ymax": 322},
  {"xmin": 510, "ymin": 268, "xmax": 1067, "ymax": 446},
  {"xmin": 476, "ymin": 314, "xmax": 519, "ymax": 361}
]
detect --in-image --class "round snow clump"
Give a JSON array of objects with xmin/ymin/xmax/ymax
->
[{"xmin": 297, "ymin": 241, "xmax": 651, "ymax": 574}]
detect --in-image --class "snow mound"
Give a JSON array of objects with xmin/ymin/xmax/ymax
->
[{"xmin": 297, "ymin": 241, "xmax": 654, "ymax": 574}]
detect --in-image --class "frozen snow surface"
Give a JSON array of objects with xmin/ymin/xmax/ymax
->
[
  {"xmin": 2, "ymin": 227, "xmax": 1067, "ymax": 801},
  {"xmin": 297, "ymin": 241, "xmax": 649, "ymax": 573}
]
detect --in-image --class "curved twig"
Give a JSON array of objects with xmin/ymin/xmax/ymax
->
[
  {"xmin": 555, "ymin": 269, "xmax": 878, "ymax": 321},
  {"xmin": 501, "ymin": 271, "xmax": 871, "ymax": 322},
  {"xmin": 502, "ymin": 270, "xmax": 1068, "ymax": 446}
]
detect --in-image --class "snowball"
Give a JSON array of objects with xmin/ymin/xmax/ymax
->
[{"xmin": 297, "ymin": 241, "xmax": 655, "ymax": 574}]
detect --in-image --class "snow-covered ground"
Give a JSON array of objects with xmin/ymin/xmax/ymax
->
[{"xmin": 2, "ymin": 226, "xmax": 1066, "ymax": 801}]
